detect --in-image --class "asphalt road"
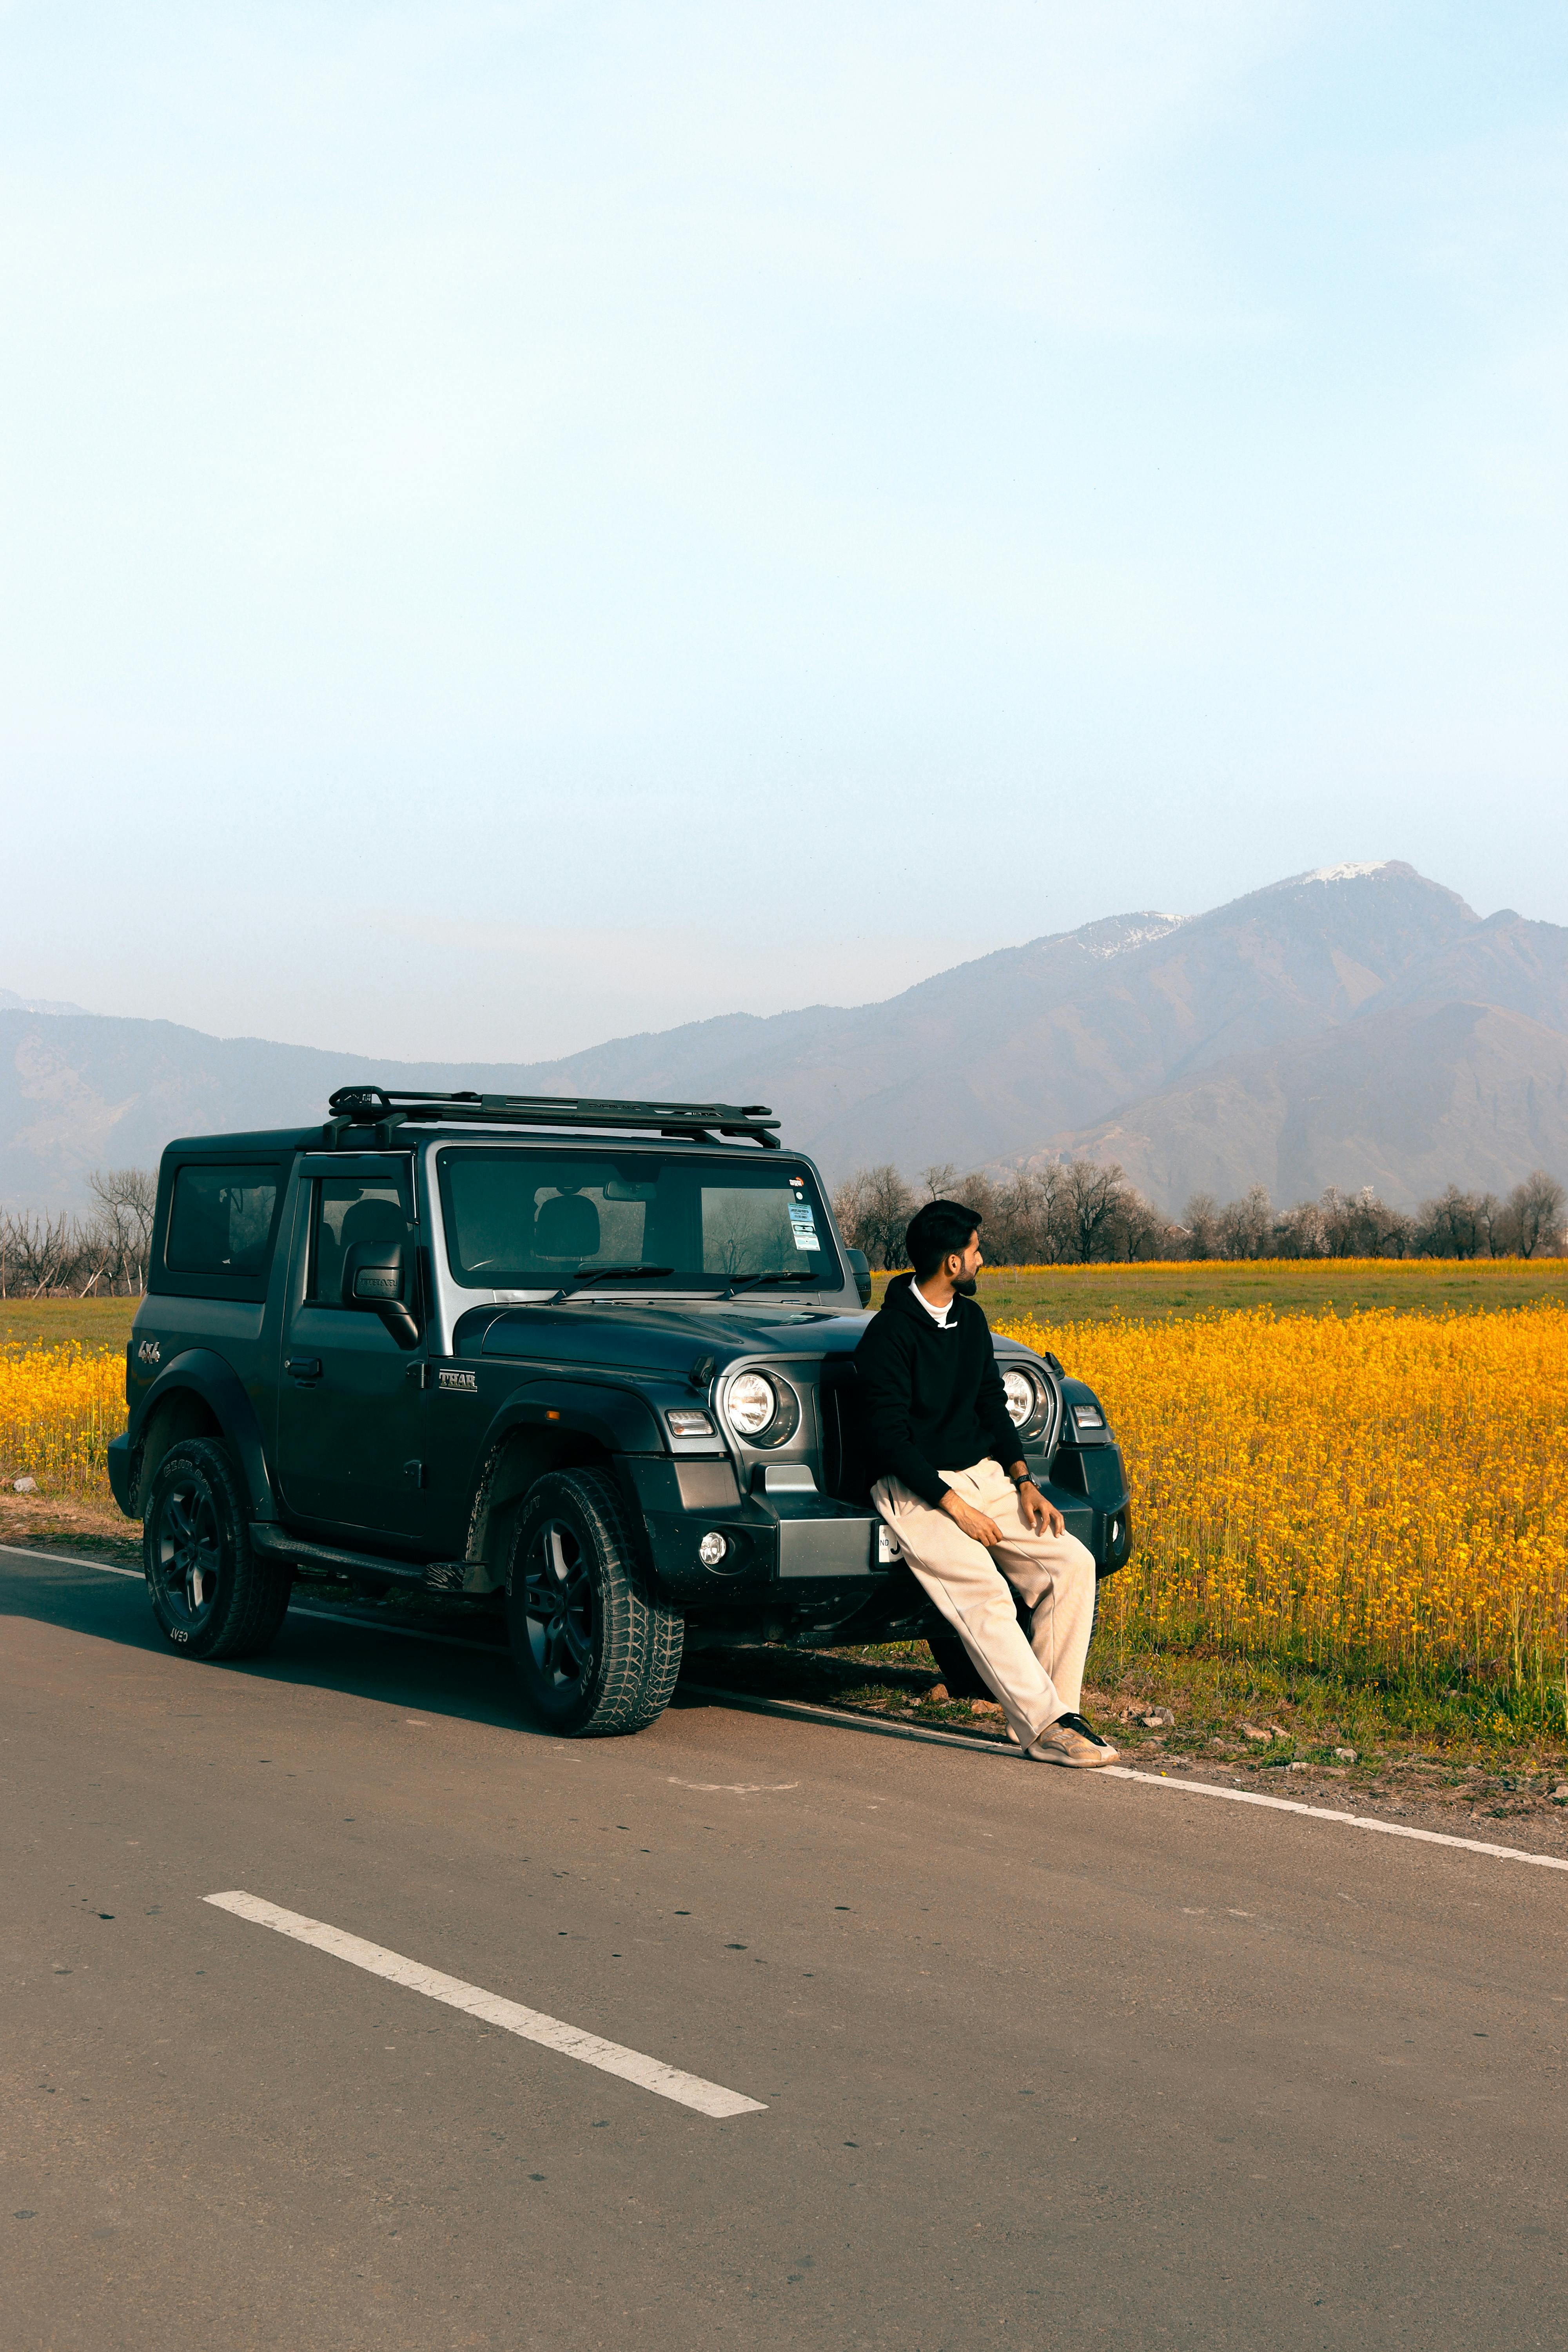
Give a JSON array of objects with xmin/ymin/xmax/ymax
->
[{"xmin": 4, "ymin": 1551, "xmax": 1566, "ymax": 2352}]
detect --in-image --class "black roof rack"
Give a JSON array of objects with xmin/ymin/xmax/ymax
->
[{"xmin": 322, "ymin": 1086, "xmax": 782, "ymax": 1151}]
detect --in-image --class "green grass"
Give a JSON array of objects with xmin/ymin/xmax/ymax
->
[
  {"xmin": 871, "ymin": 1258, "xmax": 1568, "ymax": 1324},
  {"xmin": 0, "ymin": 1295, "xmax": 140, "ymax": 1354},
  {"xmin": 9, "ymin": 1260, "xmax": 1561, "ymax": 1352},
  {"xmin": 813, "ymin": 1632, "xmax": 1568, "ymax": 1786}
]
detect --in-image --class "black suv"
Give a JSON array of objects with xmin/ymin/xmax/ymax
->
[{"xmin": 109, "ymin": 1089, "xmax": 1131, "ymax": 1734}]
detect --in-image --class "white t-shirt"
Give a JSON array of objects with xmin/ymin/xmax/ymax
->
[{"xmin": 909, "ymin": 1280, "xmax": 956, "ymax": 1329}]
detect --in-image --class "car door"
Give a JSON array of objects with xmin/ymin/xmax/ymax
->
[{"xmin": 275, "ymin": 1154, "xmax": 429, "ymax": 1542}]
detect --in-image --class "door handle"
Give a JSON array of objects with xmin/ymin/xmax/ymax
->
[{"xmin": 286, "ymin": 1357, "xmax": 322, "ymax": 1380}]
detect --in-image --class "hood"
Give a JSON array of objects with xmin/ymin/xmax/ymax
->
[{"xmin": 474, "ymin": 1298, "xmax": 873, "ymax": 1379}]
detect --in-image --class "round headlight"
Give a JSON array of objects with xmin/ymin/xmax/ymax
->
[
  {"xmin": 1002, "ymin": 1367, "xmax": 1039, "ymax": 1428},
  {"xmin": 722, "ymin": 1369, "xmax": 801, "ymax": 1447},
  {"xmin": 725, "ymin": 1370, "xmax": 779, "ymax": 1437}
]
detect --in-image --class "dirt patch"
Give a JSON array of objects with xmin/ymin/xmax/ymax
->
[{"xmin": 0, "ymin": 1488, "xmax": 140, "ymax": 1561}]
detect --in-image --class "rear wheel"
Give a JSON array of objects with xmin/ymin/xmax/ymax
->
[
  {"xmin": 506, "ymin": 1469, "xmax": 683, "ymax": 1736},
  {"xmin": 143, "ymin": 1438, "xmax": 292, "ymax": 1661}
]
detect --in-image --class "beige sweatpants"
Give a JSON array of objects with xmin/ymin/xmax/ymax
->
[{"xmin": 873, "ymin": 1458, "xmax": 1098, "ymax": 1751}]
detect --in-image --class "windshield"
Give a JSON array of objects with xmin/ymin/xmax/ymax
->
[{"xmin": 436, "ymin": 1148, "xmax": 842, "ymax": 1292}]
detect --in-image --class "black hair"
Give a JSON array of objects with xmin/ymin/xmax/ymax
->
[{"xmin": 905, "ymin": 1198, "xmax": 981, "ymax": 1282}]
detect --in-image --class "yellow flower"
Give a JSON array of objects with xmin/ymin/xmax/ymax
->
[
  {"xmin": 0, "ymin": 1342, "xmax": 127, "ymax": 1495},
  {"xmin": 998, "ymin": 1302, "xmax": 1568, "ymax": 1682}
]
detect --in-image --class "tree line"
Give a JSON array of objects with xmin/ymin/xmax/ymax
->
[
  {"xmin": 831, "ymin": 1160, "xmax": 1568, "ymax": 1267},
  {"xmin": 0, "ymin": 1169, "xmax": 158, "ymax": 1296},
  {"xmin": 5, "ymin": 1157, "xmax": 1563, "ymax": 1293}
]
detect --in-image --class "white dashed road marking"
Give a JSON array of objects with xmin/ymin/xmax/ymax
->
[
  {"xmin": 667, "ymin": 1778, "xmax": 800, "ymax": 1794},
  {"xmin": 203, "ymin": 1890, "xmax": 766, "ymax": 2119}
]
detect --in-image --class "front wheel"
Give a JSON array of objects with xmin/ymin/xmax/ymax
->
[
  {"xmin": 143, "ymin": 1438, "xmax": 292, "ymax": 1661},
  {"xmin": 506, "ymin": 1469, "xmax": 683, "ymax": 1736}
]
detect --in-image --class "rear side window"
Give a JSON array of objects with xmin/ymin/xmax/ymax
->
[{"xmin": 166, "ymin": 1164, "xmax": 282, "ymax": 1278}]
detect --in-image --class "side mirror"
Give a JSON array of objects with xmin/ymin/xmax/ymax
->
[
  {"xmin": 342, "ymin": 1238, "xmax": 421, "ymax": 1347},
  {"xmin": 845, "ymin": 1247, "xmax": 873, "ymax": 1308}
]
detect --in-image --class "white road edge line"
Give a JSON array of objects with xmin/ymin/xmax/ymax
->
[
  {"xmin": 0, "ymin": 1543, "xmax": 501, "ymax": 1651},
  {"xmin": 2, "ymin": 1541, "xmax": 144, "ymax": 1579},
  {"xmin": 202, "ymin": 1890, "xmax": 765, "ymax": 2119},
  {"xmin": 13, "ymin": 1544, "xmax": 1566, "ymax": 1878},
  {"xmin": 1103, "ymin": 1765, "xmax": 1568, "ymax": 1872}
]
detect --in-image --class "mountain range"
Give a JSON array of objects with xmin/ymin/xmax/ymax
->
[{"xmin": 5, "ymin": 861, "xmax": 1566, "ymax": 1214}]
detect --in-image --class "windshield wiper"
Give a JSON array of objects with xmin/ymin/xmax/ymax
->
[
  {"xmin": 546, "ymin": 1263, "xmax": 674, "ymax": 1303},
  {"xmin": 722, "ymin": 1269, "xmax": 820, "ymax": 1300}
]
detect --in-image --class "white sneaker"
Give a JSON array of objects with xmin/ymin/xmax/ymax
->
[{"xmin": 1024, "ymin": 1711, "xmax": 1118, "ymax": 1768}]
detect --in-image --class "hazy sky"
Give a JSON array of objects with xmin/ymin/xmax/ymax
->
[{"xmin": 4, "ymin": 2, "xmax": 1566, "ymax": 1061}]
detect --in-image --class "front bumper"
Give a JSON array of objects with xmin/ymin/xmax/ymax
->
[
  {"xmin": 638, "ymin": 1485, "xmax": 890, "ymax": 1600},
  {"xmin": 625, "ymin": 1455, "xmax": 1126, "ymax": 1602}
]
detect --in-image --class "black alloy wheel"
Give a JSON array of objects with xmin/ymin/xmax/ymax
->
[
  {"xmin": 519, "ymin": 1513, "xmax": 596, "ymax": 1699},
  {"xmin": 153, "ymin": 1474, "xmax": 225, "ymax": 1637},
  {"xmin": 506, "ymin": 1468, "xmax": 683, "ymax": 1737},
  {"xmin": 142, "ymin": 1437, "xmax": 292, "ymax": 1661}
]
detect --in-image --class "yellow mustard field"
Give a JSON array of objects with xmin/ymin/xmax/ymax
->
[
  {"xmin": 0, "ymin": 1343, "xmax": 126, "ymax": 1494},
  {"xmin": 5, "ymin": 1308, "xmax": 1568, "ymax": 1687},
  {"xmin": 998, "ymin": 1303, "xmax": 1568, "ymax": 1681}
]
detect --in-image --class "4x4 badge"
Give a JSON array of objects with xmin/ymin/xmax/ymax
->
[
  {"xmin": 137, "ymin": 1339, "xmax": 162, "ymax": 1367},
  {"xmin": 436, "ymin": 1368, "xmax": 477, "ymax": 1393}
]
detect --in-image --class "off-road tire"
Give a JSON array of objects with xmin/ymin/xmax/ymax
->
[
  {"xmin": 143, "ymin": 1437, "xmax": 292, "ymax": 1661},
  {"xmin": 506, "ymin": 1468, "xmax": 683, "ymax": 1736}
]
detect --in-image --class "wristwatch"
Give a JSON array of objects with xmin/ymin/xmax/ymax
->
[{"xmin": 1009, "ymin": 1470, "xmax": 1036, "ymax": 1490}]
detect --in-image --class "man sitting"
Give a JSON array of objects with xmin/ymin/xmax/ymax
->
[{"xmin": 854, "ymin": 1198, "xmax": 1117, "ymax": 1767}]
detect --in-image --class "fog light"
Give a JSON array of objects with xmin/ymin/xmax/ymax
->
[{"xmin": 698, "ymin": 1531, "xmax": 728, "ymax": 1566}]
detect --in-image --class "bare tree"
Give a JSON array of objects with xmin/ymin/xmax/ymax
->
[
  {"xmin": 1314, "ymin": 1185, "xmax": 1412, "ymax": 1258},
  {"xmin": 2, "ymin": 1210, "xmax": 76, "ymax": 1294},
  {"xmin": 1415, "ymin": 1185, "xmax": 1487, "ymax": 1259},
  {"xmin": 1510, "ymin": 1169, "xmax": 1566, "ymax": 1259},
  {"xmin": 1104, "ymin": 1183, "xmax": 1178, "ymax": 1261},
  {"xmin": 1060, "ymin": 1160, "xmax": 1125, "ymax": 1262},
  {"xmin": 831, "ymin": 1165, "xmax": 918, "ymax": 1269},
  {"xmin": 987, "ymin": 1167, "xmax": 1065, "ymax": 1264},
  {"xmin": 0, "ymin": 1167, "xmax": 158, "ymax": 1295},
  {"xmin": 1272, "ymin": 1197, "xmax": 1327, "ymax": 1257},
  {"xmin": 87, "ymin": 1167, "xmax": 158, "ymax": 1290},
  {"xmin": 1218, "ymin": 1184, "xmax": 1273, "ymax": 1260},
  {"xmin": 1182, "ymin": 1192, "xmax": 1223, "ymax": 1259}
]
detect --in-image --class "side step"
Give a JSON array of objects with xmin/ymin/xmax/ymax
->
[{"xmin": 250, "ymin": 1523, "xmax": 470, "ymax": 1594}]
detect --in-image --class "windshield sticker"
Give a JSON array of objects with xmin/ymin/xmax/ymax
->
[{"xmin": 789, "ymin": 1203, "xmax": 819, "ymax": 1252}]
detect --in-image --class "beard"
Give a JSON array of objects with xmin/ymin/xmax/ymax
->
[{"xmin": 953, "ymin": 1274, "xmax": 979, "ymax": 1296}]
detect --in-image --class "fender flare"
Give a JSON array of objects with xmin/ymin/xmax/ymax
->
[
  {"xmin": 458, "ymin": 1380, "xmax": 666, "ymax": 1588},
  {"xmin": 131, "ymin": 1350, "xmax": 276, "ymax": 1518},
  {"xmin": 477, "ymin": 1378, "xmax": 664, "ymax": 1463}
]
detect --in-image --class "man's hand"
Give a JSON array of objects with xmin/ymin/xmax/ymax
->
[
  {"xmin": 1010, "ymin": 1471, "xmax": 1064, "ymax": 1537},
  {"xmin": 939, "ymin": 1489, "xmax": 1005, "ymax": 1548}
]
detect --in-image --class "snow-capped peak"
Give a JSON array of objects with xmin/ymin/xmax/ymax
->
[{"xmin": 1284, "ymin": 861, "xmax": 1392, "ymax": 888}]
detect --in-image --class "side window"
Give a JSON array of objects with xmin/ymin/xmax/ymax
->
[
  {"xmin": 167, "ymin": 1165, "xmax": 282, "ymax": 1278},
  {"xmin": 310, "ymin": 1177, "xmax": 411, "ymax": 1305}
]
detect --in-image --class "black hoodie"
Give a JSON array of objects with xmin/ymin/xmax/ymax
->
[{"xmin": 853, "ymin": 1272, "xmax": 1020, "ymax": 1508}]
